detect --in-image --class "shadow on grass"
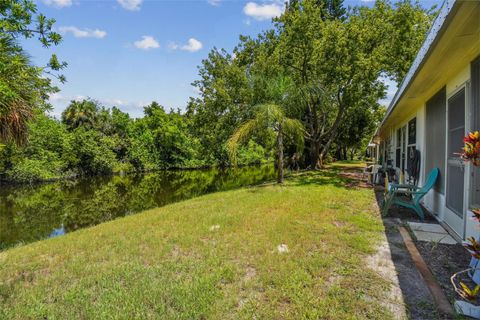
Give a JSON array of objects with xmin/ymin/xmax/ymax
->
[{"xmin": 288, "ymin": 165, "xmax": 371, "ymax": 190}]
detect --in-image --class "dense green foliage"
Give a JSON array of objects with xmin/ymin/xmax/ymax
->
[
  {"xmin": 227, "ymin": 77, "xmax": 305, "ymax": 183},
  {"xmin": 0, "ymin": 100, "xmax": 270, "ymax": 182},
  {"xmin": 189, "ymin": 0, "xmax": 436, "ymax": 168},
  {"xmin": 0, "ymin": 0, "xmax": 65, "ymax": 145},
  {"xmin": 0, "ymin": 0, "xmax": 437, "ymax": 182}
]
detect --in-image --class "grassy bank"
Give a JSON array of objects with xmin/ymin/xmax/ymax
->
[{"xmin": 0, "ymin": 163, "xmax": 391, "ymax": 319}]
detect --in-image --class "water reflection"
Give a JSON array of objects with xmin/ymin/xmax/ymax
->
[
  {"xmin": 49, "ymin": 225, "xmax": 65, "ymax": 238},
  {"xmin": 0, "ymin": 165, "xmax": 275, "ymax": 250}
]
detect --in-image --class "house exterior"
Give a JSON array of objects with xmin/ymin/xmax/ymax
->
[{"xmin": 373, "ymin": 0, "xmax": 480, "ymax": 240}]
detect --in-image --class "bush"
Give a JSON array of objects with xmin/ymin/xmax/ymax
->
[
  {"xmin": 113, "ymin": 161, "xmax": 135, "ymax": 174},
  {"xmin": 69, "ymin": 128, "xmax": 117, "ymax": 175},
  {"xmin": 7, "ymin": 158, "xmax": 63, "ymax": 183},
  {"xmin": 236, "ymin": 140, "xmax": 270, "ymax": 165}
]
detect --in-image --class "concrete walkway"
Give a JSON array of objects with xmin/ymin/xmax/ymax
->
[{"xmin": 407, "ymin": 222, "xmax": 457, "ymax": 245}]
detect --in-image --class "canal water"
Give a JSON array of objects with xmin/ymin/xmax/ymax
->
[{"xmin": 0, "ymin": 165, "xmax": 275, "ymax": 250}]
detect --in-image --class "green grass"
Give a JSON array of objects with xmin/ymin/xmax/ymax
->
[{"xmin": 0, "ymin": 163, "xmax": 392, "ymax": 319}]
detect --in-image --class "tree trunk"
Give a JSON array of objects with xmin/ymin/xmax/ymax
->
[
  {"xmin": 309, "ymin": 96, "xmax": 347, "ymax": 169},
  {"xmin": 277, "ymin": 129, "xmax": 284, "ymax": 184},
  {"xmin": 318, "ymin": 136, "xmax": 336, "ymax": 168},
  {"xmin": 309, "ymin": 141, "xmax": 320, "ymax": 169},
  {"xmin": 349, "ymin": 148, "xmax": 356, "ymax": 160},
  {"xmin": 318, "ymin": 153, "xmax": 324, "ymax": 168},
  {"xmin": 335, "ymin": 146, "xmax": 342, "ymax": 161}
]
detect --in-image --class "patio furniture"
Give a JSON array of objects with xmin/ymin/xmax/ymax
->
[
  {"xmin": 382, "ymin": 168, "xmax": 440, "ymax": 219},
  {"xmin": 364, "ymin": 164, "xmax": 382, "ymax": 184}
]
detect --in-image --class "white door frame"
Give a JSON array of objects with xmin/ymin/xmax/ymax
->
[{"xmin": 444, "ymin": 82, "xmax": 469, "ymax": 239}]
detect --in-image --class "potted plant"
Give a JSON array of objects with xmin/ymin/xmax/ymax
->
[
  {"xmin": 451, "ymin": 268, "xmax": 480, "ymax": 318},
  {"xmin": 451, "ymin": 131, "xmax": 480, "ymax": 318}
]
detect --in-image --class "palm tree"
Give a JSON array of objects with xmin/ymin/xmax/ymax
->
[
  {"xmin": 0, "ymin": 100, "xmax": 34, "ymax": 146},
  {"xmin": 61, "ymin": 99, "xmax": 99, "ymax": 130},
  {"xmin": 227, "ymin": 103, "xmax": 304, "ymax": 183},
  {"xmin": 0, "ymin": 37, "xmax": 54, "ymax": 145}
]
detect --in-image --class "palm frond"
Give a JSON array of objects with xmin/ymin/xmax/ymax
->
[
  {"xmin": 255, "ymin": 103, "xmax": 285, "ymax": 125},
  {"xmin": 227, "ymin": 118, "xmax": 261, "ymax": 165},
  {"xmin": 227, "ymin": 101, "xmax": 306, "ymax": 166},
  {"xmin": 282, "ymin": 118, "xmax": 305, "ymax": 152},
  {"xmin": 0, "ymin": 99, "xmax": 33, "ymax": 145},
  {"xmin": 0, "ymin": 36, "xmax": 51, "ymax": 145}
]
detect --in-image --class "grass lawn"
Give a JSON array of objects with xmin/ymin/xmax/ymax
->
[{"xmin": 0, "ymin": 163, "xmax": 393, "ymax": 319}]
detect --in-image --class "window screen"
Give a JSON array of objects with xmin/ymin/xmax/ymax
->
[
  {"xmin": 425, "ymin": 87, "xmax": 446, "ymax": 194},
  {"xmin": 446, "ymin": 88, "xmax": 466, "ymax": 216}
]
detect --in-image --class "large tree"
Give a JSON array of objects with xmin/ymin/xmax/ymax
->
[
  {"xmin": 189, "ymin": 0, "xmax": 435, "ymax": 169},
  {"xmin": 275, "ymin": 0, "xmax": 435, "ymax": 168},
  {"xmin": 0, "ymin": 0, "xmax": 65, "ymax": 145},
  {"xmin": 187, "ymin": 48, "xmax": 258, "ymax": 165},
  {"xmin": 62, "ymin": 99, "xmax": 100, "ymax": 130}
]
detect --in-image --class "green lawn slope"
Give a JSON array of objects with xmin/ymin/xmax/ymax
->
[{"xmin": 0, "ymin": 165, "xmax": 392, "ymax": 319}]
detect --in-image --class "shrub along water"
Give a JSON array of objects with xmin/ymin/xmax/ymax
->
[{"xmin": 0, "ymin": 101, "xmax": 272, "ymax": 183}]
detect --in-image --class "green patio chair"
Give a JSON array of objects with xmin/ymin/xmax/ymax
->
[{"xmin": 382, "ymin": 168, "xmax": 439, "ymax": 220}]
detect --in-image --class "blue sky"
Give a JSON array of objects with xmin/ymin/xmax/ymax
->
[{"xmin": 25, "ymin": 0, "xmax": 442, "ymax": 118}]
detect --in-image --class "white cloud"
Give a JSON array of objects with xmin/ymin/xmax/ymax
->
[
  {"xmin": 42, "ymin": 0, "xmax": 72, "ymax": 8},
  {"xmin": 59, "ymin": 26, "xmax": 107, "ymax": 39},
  {"xmin": 169, "ymin": 38, "xmax": 203, "ymax": 53},
  {"xmin": 181, "ymin": 38, "xmax": 203, "ymax": 52},
  {"xmin": 99, "ymin": 99, "xmax": 149, "ymax": 118},
  {"xmin": 134, "ymin": 36, "xmax": 160, "ymax": 50},
  {"xmin": 243, "ymin": 2, "xmax": 283, "ymax": 21},
  {"xmin": 207, "ymin": 0, "xmax": 221, "ymax": 6},
  {"xmin": 49, "ymin": 93, "xmax": 86, "ymax": 104},
  {"xmin": 117, "ymin": 0, "xmax": 142, "ymax": 11}
]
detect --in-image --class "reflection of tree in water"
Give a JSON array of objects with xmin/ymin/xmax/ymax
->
[
  {"xmin": 0, "ymin": 183, "xmax": 66, "ymax": 249},
  {"xmin": 0, "ymin": 165, "xmax": 275, "ymax": 249}
]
